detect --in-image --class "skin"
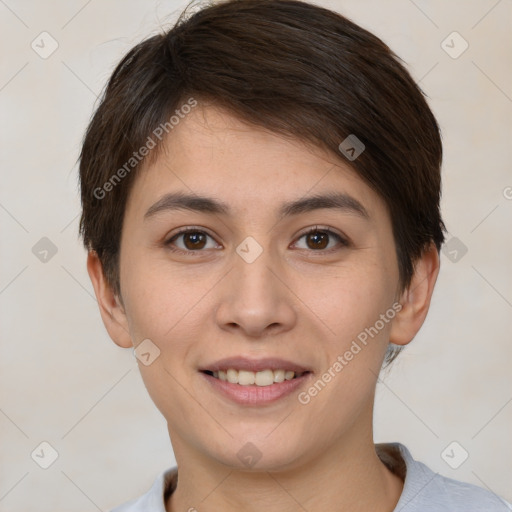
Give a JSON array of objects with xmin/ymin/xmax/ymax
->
[{"xmin": 88, "ymin": 103, "xmax": 439, "ymax": 512}]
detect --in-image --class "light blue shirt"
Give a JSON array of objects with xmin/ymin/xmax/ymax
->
[{"xmin": 111, "ymin": 442, "xmax": 512, "ymax": 511}]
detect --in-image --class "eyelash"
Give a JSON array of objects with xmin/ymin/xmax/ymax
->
[{"xmin": 164, "ymin": 226, "xmax": 349, "ymax": 255}]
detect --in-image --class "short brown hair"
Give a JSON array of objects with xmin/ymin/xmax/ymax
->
[{"xmin": 79, "ymin": 0, "xmax": 445, "ymax": 366}]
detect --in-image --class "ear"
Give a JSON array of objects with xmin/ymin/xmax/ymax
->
[
  {"xmin": 389, "ymin": 244, "xmax": 440, "ymax": 346},
  {"xmin": 86, "ymin": 251, "xmax": 133, "ymax": 348}
]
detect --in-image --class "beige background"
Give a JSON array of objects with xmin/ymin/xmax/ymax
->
[{"xmin": 1, "ymin": 0, "xmax": 511, "ymax": 510}]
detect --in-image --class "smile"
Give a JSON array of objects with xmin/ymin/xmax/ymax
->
[{"xmin": 202, "ymin": 369, "xmax": 309, "ymax": 387}]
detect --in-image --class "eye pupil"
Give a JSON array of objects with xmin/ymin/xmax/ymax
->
[
  {"xmin": 184, "ymin": 232, "xmax": 206, "ymax": 249},
  {"xmin": 307, "ymin": 231, "xmax": 328, "ymax": 250}
]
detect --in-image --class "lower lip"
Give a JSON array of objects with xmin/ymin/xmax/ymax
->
[{"xmin": 200, "ymin": 372, "xmax": 311, "ymax": 406}]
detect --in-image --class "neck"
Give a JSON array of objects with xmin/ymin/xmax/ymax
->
[{"xmin": 166, "ymin": 406, "xmax": 403, "ymax": 512}]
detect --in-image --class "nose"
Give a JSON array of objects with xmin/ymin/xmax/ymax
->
[{"xmin": 214, "ymin": 246, "xmax": 297, "ymax": 338}]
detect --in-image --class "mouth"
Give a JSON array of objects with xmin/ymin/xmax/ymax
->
[
  {"xmin": 198, "ymin": 357, "xmax": 313, "ymax": 405},
  {"xmin": 201, "ymin": 368, "xmax": 311, "ymax": 387}
]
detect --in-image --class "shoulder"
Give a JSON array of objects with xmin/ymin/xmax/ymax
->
[
  {"xmin": 109, "ymin": 467, "xmax": 178, "ymax": 512},
  {"xmin": 376, "ymin": 442, "xmax": 512, "ymax": 512},
  {"xmin": 422, "ymin": 470, "xmax": 512, "ymax": 511}
]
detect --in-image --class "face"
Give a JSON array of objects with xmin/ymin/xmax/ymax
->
[{"xmin": 115, "ymin": 104, "xmax": 403, "ymax": 470}]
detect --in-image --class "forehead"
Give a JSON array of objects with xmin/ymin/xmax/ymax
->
[{"xmin": 127, "ymin": 104, "xmax": 387, "ymax": 222}]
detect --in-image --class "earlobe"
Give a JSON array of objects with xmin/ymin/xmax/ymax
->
[
  {"xmin": 389, "ymin": 244, "xmax": 440, "ymax": 346},
  {"xmin": 86, "ymin": 251, "xmax": 133, "ymax": 348}
]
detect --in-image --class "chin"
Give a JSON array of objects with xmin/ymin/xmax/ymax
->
[{"xmin": 208, "ymin": 434, "xmax": 307, "ymax": 473}]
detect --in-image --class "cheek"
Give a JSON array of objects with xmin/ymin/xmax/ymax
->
[
  {"xmin": 294, "ymin": 264, "xmax": 396, "ymax": 342},
  {"xmin": 294, "ymin": 269, "xmax": 396, "ymax": 422},
  {"xmin": 120, "ymin": 245, "xmax": 185, "ymax": 334},
  {"xmin": 119, "ymin": 254, "xmax": 209, "ymax": 413},
  {"xmin": 119, "ymin": 249, "xmax": 223, "ymax": 366}
]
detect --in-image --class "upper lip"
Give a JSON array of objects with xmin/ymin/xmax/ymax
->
[{"xmin": 199, "ymin": 357, "xmax": 312, "ymax": 374}]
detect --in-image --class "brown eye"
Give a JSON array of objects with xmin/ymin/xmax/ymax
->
[
  {"xmin": 294, "ymin": 227, "xmax": 348, "ymax": 251},
  {"xmin": 306, "ymin": 231, "xmax": 329, "ymax": 249},
  {"xmin": 183, "ymin": 231, "xmax": 207, "ymax": 250},
  {"xmin": 166, "ymin": 229, "xmax": 219, "ymax": 253}
]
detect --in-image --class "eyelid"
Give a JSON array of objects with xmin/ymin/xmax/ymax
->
[{"xmin": 165, "ymin": 225, "xmax": 218, "ymax": 242}]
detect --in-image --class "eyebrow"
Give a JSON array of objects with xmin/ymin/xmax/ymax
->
[{"xmin": 144, "ymin": 191, "xmax": 369, "ymax": 220}]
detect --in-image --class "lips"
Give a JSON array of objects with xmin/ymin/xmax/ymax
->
[
  {"xmin": 200, "ymin": 369, "xmax": 312, "ymax": 405},
  {"xmin": 199, "ymin": 356, "xmax": 312, "ymax": 374},
  {"xmin": 198, "ymin": 356, "xmax": 313, "ymax": 404}
]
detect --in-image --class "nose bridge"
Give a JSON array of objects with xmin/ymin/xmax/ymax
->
[
  {"xmin": 236, "ymin": 247, "xmax": 274, "ymax": 295},
  {"xmin": 231, "ymin": 233, "xmax": 276, "ymax": 286},
  {"xmin": 233, "ymin": 238, "xmax": 280, "ymax": 307}
]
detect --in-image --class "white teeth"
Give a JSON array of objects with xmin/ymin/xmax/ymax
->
[
  {"xmin": 226, "ymin": 368, "xmax": 238, "ymax": 384},
  {"xmin": 209, "ymin": 368, "xmax": 303, "ymax": 386},
  {"xmin": 238, "ymin": 370, "xmax": 255, "ymax": 385},
  {"xmin": 255, "ymin": 370, "xmax": 274, "ymax": 386},
  {"xmin": 273, "ymin": 369, "xmax": 285, "ymax": 383}
]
